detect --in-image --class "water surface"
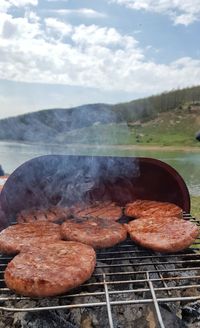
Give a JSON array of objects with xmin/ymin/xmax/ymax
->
[{"xmin": 0, "ymin": 141, "xmax": 199, "ymax": 196}]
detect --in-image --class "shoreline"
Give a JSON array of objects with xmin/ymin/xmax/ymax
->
[
  {"xmin": 109, "ymin": 144, "xmax": 200, "ymax": 152},
  {"xmin": 0, "ymin": 140, "xmax": 199, "ymax": 152}
]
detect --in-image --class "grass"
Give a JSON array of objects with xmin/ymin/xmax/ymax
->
[
  {"xmin": 191, "ymin": 196, "xmax": 200, "ymax": 249},
  {"xmin": 55, "ymin": 108, "xmax": 200, "ymax": 147},
  {"xmin": 191, "ymin": 196, "xmax": 200, "ymax": 219},
  {"xmin": 128, "ymin": 109, "xmax": 200, "ymax": 146}
]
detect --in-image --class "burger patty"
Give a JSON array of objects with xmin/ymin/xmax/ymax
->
[
  {"xmin": 125, "ymin": 217, "xmax": 199, "ymax": 253},
  {"xmin": 124, "ymin": 200, "xmax": 183, "ymax": 219},
  {"xmin": 17, "ymin": 206, "xmax": 70, "ymax": 224},
  {"xmin": 71, "ymin": 201, "xmax": 122, "ymax": 221},
  {"xmin": 0, "ymin": 221, "xmax": 61, "ymax": 255},
  {"xmin": 61, "ymin": 217, "xmax": 127, "ymax": 248},
  {"xmin": 5, "ymin": 240, "xmax": 96, "ymax": 297}
]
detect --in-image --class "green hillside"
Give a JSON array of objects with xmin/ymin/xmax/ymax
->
[
  {"xmin": 127, "ymin": 107, "xmax": 200, "ymax": 146},
  {"xmin": 56, "ymin": 106, "xmax": 200, "ymax": 146},
  {"xmin": 0, "ymin": 85, "xmax": 199, "ymax": 146},
  {"xmin": 113, "ymin": 85, "xmax": 200, "ymax": 122}
]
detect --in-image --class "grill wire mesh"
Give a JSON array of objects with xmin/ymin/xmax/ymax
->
[{"xmin": 0, "ymin": 213, "xmax": 199, "ymax": 328}]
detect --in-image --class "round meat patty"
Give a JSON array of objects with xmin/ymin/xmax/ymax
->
[
  {"xmin": 125, "ymin": 217, "xmax": 199, "ymax": 253},
  {"xmin": 0, "ymin": 221, "xmax": 61, "ymax": 255},
  {"xmin": 124, "ymin": 200, "xmax": 183, "ymax": 219},
  {"xmin": 61, "ymin": 217, "xmax": 127, "ymax": 248},
  {"xmin": 17, "ymin": 206, "xmax": 70, "ymax": 224},
  {"xmin": 71, "ymin": 201, "xmax": 122, "ymax": 221},
  {"xmin": 4, "ymin": 240, "xmax": 96, "ymax": 297}
]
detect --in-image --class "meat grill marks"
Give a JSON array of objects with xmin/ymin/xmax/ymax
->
[
  {"xmin": 17, "ymin": 206, "xmax": 71, "ymax": 224},
  {"xmin": 61, "ymin": 217, "xmax": 127, "ymax": 248},
  {"xmin": 71, "ymin": 201, "xmax": 122, "ymax": 221},
  {"xmin": 16, "ymin": 201, "xmax": 122, "ymax": 224},
  {"xmin": 125, "ymin": 216, "xmax": 199, "ymax": 253},
  {"xmin": 125, "ymin": 200, "xmax": 183, "ymax": 219},
  {"xmin": 4, "ymin": 240, "xmax": 96, "ymax": 297},
  {"xmin": 0, "ymin": 221, "xmax": 61, "ymax": 255}
]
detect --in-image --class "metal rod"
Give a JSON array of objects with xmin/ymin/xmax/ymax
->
[
  {"xmin": 103, "ymin": 274, "xmax": 114, "ymax": 328},
  {"xmin": 82, "ymin": 274, "xmax": 200, "ymax": 287},
  {"xmin": 146, "ymin": 272, "xmax": 165, "ymax": 328},
  {"xmin": 0, "ymin": 296, "xmax": 200, "ymax": 313},
  {"xmin": 96, "ymin": 253, "xmax": 200, "ymax": 262},
  {"xmin": 2, "ymin": 256, "xmax": 199, "ymax": 272},
  {"xmin": 0, "ymin": 212, "xmax": 199, "ymax": 319},
  {"xmin": 1, "ymin": 284, "xmax": 200, "ymax": 301},
  {"xmin": 3, "ymin": 250, "xmax": 199, "ymax": 262},
  {"xmin": 94, "ymin": 267, "xmax": 200, "ymax": 277},
  {"xmin": 96, "ymin": 258, "xmax": 200, "ymax": 269}
]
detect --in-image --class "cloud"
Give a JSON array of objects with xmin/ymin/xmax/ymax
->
[
  {"xmin": 47, "ymin": 8, "xmax": 107, "ymax": 18},
  {"xmin": 45, "ymin": 0, "xmax": 68, "ymax": 2},
  {"xmin": 72, "ymin": 24, "xmax": 140, "ymax": 48},
  {"xmin": 10, "ymin": 0, "xmax": 38, "ymax": 6},
  {"xmin": 1, "ymin": 11, "xmax": 41, "ymax": 40},
  {"xmin": 0, "ymin": 1, "xmax": 11, "ymax": 13},
  {"xmin": 0, "ymin": 9, "xmax": 200, "ymax": 97},
  {"xmin": 45, "ymin": 17, "xmax": 72, "ymax": 38},
  {"xmin": 0, "ymin": 0, "xmax": 38, "ymax": 16},
  {"xmin": 3, "ymin": 0, "xmax": 38, "ymax": 9},
  {"xmin": 110, "ymin": 0, "xmax": 200, "ymax": 25}
]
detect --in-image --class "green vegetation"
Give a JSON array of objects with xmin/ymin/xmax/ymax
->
[
  {"xmin": 56, "ymin": 123, "xmax": 130, "ymax": 145},
  {"xmin": 57, "ymin": 107, "xmax": 200, "ymax": 146},
  {"xmin": 127, "ymin": 108, "xmax": 200, "ymax": 146},
  {"xmin": 55, "ymin": 86, "xmax": 200, "ymax": 146},
  {"xmin": 191, "ymin": 196, "xmax": 200, "ymax": 219},
  {"xmin": 113, "ymin": 85, "xmax": 200, "ymax": 122},
  {"xmin": 0, "ymin": 85, "xmax": 200, "ymax": 147}
]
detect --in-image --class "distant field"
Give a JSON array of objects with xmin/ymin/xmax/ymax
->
[
  {"xmin": 191, "ymin": 196, "xmax": 200, "ymax": 219},
  {"xmin": 57, "ymin": 108, "xmax": 200, "ymax": 147},
  {"xmin": 129, "ymin": 109, "xmax": 200, "ymax": 147}
]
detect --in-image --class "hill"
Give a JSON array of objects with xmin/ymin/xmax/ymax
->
[
  {"xmin": 53, "ymin": 107, "xmax": 200, "ymax": 146},
  {"xmin": 0, "ymin": 104, "xmax": 117, "ymax": 143},
  {"xmin": 113, "ymin": 85, "xmax": 200, "ymax": 122},
  {"xmin": 0, "ymin": 85, "xmax": 199, "ymax": 145}
]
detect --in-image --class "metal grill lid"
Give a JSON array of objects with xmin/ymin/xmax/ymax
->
[{"xmin": 0, "ymin": 155, "xmax": 190, "ymax": 230}]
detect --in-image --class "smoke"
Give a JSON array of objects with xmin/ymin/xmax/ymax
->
[{"xmin": 0, "ymin": 155, "xmax": 140, "ymax": 220}]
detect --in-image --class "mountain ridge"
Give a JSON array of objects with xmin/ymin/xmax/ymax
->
[{"xmin": 0, "ymin": 85, "xmax": 199, "ymax": 144}]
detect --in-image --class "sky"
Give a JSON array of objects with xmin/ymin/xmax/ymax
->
[{"xmin": 0, "ymin": 0, "xmax": 200, "ymax": 119}]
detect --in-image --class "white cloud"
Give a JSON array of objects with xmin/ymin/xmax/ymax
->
[
  {"xmin": 9, "ymin": 0, "xmax": 38, "ymax": 6},
  {"xmin": 45, "ymin": 18, "xmax": 72, "ymax": 38},
  {"xmin": 0, "ymin": 10, "xmax": 200, "ymax": 97},
  {"xmin": 1, "ymin": 11, "xmax": 41, "ymax": 40},
  {"xmin": 72, "ymin": 24, "xmax": 139, "ymax": 49},
  {"xmin": 0, "ymin": 1, "xmax": 11, "ymax": 13},
  {"xmin": 0, "ymin": 0, "xmax": 38, "ymax": 11},
  {"xmin": 47, "ymin": 8, "xmax": 106, "ymax": 18},
  {"xmin": 111, "ymin": 0, "xmax": 200, "ymax": 25},
  {"xmin": 45, "ymin": 0, "xmax": 68, "ymax": 2}
]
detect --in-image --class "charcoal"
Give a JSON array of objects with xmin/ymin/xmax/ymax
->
[
  {"xmin": 182, "ymin": 301, "xmax": 200, "ymax": 324},
  {"xmin": 70, "ymin": 294, "xmax": 147, "ymax": 328},
  {"xmin": 160, "ymin": 306, "xmax": 187, "ymax": 328},
  {"xmin": 0, "ymin": 220, "xmax": 199, "ymax": 327},
  {"xmin": 0, "ymin": 309, "xmax": 77, "ymax": 328}
]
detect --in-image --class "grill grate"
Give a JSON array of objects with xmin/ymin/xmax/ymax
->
[{"xmin": 0, "ymin": 213, "xmax": 199, "ymax": 328}]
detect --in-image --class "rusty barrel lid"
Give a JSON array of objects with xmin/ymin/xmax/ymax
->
[{"xmin": 0, "ymin": 155, "xmax": 190, "ymax": 230}]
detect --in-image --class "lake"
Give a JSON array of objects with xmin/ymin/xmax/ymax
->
[{"xmin": 0, "ymin": 141, "xmax": 199, "ymax": 196}]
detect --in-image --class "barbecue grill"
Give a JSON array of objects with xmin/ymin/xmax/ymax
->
[{"xmin": 0, "ymin": 155, "xmax": 199, "ymax": 328}]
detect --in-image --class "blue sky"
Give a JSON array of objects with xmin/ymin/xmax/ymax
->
[{"xmin": 0, "ymin": 0, "xmax": 200, "ymax": 118}]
